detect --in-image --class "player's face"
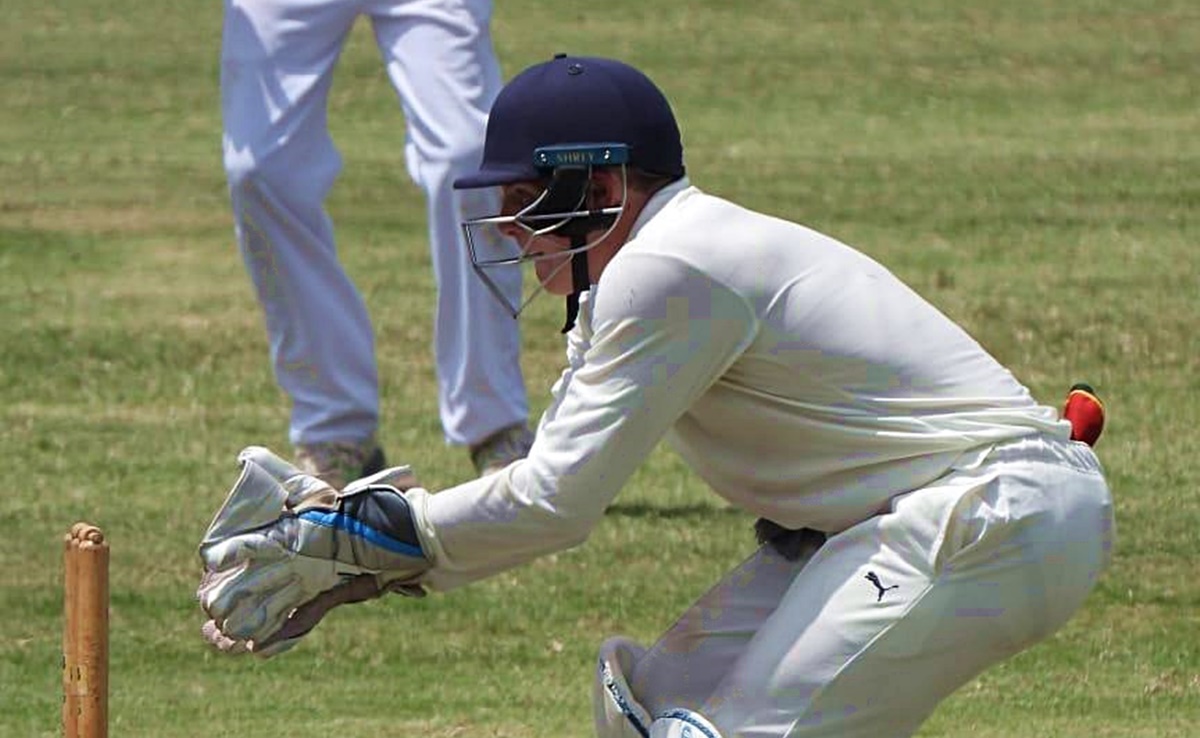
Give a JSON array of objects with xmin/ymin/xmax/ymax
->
[{"xmin": 497, "ymin": 181, "xmax": 576, "ymax": 295}]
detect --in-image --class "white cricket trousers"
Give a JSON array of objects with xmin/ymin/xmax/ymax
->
[
  {"xmin": 221, "ymin": 0, "xmax": 526, "ymax": 447},
  {"xmin": 624, "ymin": 434, "xmax": 1113, "ymax": 737}
]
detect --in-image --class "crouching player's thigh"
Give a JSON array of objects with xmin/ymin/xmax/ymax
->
[{"xmin": 618, "ymin": 437, "xmax": 1111, "ymax": 738}]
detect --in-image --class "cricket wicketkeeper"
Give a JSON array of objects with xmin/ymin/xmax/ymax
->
[{"xmin": 198, "ymin": 55, "xmax": 1114, "ymax": 738}]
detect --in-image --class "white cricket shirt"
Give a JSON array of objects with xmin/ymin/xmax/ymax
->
[{"xmin": 408, "ymin": 179, "xmax": 1070, "ymax": 590}]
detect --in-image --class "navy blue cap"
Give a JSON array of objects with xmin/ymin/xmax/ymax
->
[{"xmin": 455, "ymin": 55, "xmax": 685, "ymax": 189}]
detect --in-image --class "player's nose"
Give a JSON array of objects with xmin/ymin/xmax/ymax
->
[{"xmin": 497, "ymin": 220, "xmax": 525, "ymax": 240}]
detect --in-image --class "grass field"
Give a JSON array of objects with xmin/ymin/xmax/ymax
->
[{"xmin": 2, "ymin": 1, "xmax": 1198, "ymax": 735}]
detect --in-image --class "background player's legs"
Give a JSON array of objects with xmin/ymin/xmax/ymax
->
[
  {"xmin": 700, "ymin": 439, "xmax": 1113, "ymax": 738},
  {"xmin": 368, "ymin": 0, "xmax": 528, "ymax": 449},
  {"xmin": 222, "ymin": 0, "xmax": 378, "ymax": 452}
]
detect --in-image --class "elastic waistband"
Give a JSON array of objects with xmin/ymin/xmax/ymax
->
[{"xmin": 986, "ymin": 433, "xmax": 1104, "ymax": 476}]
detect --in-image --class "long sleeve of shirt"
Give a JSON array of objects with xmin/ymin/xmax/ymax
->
[
  {"xmin": 407, "ymin": 180, "xmax": 1069, "ymax": 591},
  {"xmin": 408, "ymin": 244, "xmax": 759, "ymax": 591}
]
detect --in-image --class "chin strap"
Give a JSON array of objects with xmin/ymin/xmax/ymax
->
[{"xmin": 561, "ymin": 236, "xmax": 590, "ymax": 333}]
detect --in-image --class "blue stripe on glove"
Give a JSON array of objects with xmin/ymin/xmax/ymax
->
[{"xmin": 298, "ymin": 510, "xmax": 425, "ymax": 558}]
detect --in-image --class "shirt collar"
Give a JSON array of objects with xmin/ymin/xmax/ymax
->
[{"xmin": 625, "ymin": 176, "xmax": 692, "ymax": 242}]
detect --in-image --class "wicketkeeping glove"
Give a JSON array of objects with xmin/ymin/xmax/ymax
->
[{"xmin": 197, "ymin": 446, "xmax": 431, "ymax": 657}]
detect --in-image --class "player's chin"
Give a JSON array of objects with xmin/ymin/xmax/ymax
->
[
  {"xmin": 535, "ymin": 261, "xmax": 575, "ymax": 295},
  {"xmin": 541, "ymin": 281, "xmax": 575, "ymax": 297}
]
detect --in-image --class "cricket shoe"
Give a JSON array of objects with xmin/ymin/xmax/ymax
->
[
  {"xmin": 469, "ymin": 423, "xmax": 534, "ymax": 477},
  {"xmin": 294, "ymin": 437, "xmax": 387, "ymax": 490}
]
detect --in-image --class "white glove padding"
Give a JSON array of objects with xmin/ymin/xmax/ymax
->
[{"xmin": 197, "ymin": 446, "xmax": 430, "ymax": 657}]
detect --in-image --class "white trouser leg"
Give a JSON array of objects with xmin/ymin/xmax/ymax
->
[
  {"xmin": 623, "ymin": 438, "xmax": 1111, "ymax": 738},
  {"xmin": 222, "ymin": 0, "xmax": 378, "ymax": 445},
  {"xmin": 596, "ymin": 547, "xmax": 811, "ymax": 738},
  {"xmin": 700, "ymin": 437, "xmax": 1113, "ymax": 738},
  {"xmin": 628, "ymin": 545, "xmax": 812, "ymax": 717},
  {"xmin": 369, "ymin": 0, "xmax": 527, "ymax": 446}
]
